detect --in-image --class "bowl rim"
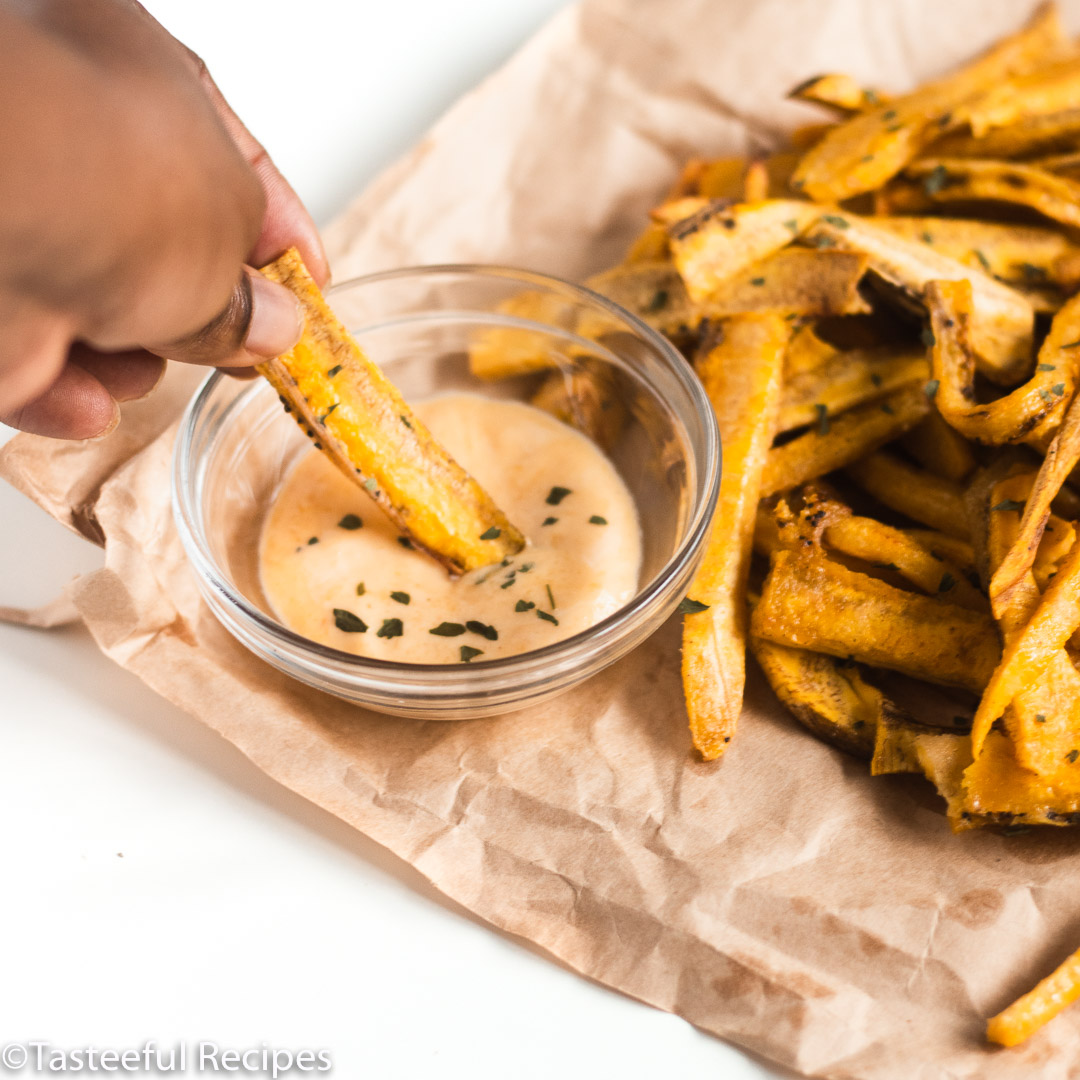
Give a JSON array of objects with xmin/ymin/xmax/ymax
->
[{"xmin": 172, "ymin": 262, "xmax": 720, "ymax": 683}]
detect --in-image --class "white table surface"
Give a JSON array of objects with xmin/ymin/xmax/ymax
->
[{"xmin": 0, "ymin": 3, "xmax": 779, "ymax": 1077}]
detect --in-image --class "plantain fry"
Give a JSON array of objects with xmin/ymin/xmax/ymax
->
[
  {"xmin": 683, "ymin": 314, "xmax": 790, "ymax": 760},
  {"xmin": 987, "ymin": 943, "xmax": 1080, "ymax": 1047},
  {"xmin": 667, "ymin": 157, "xmax": 747, "ymax": 200},
  {"xmin": 901, "ymin": 157, "xmax": 1080, "ymax": 232},
  {"xmin": 900, "ymin": 411, "xmax": 978, "ymax": 482},
  {"xmin": 752, "ymin": 548, "xmax": 999, "ymax": 692},
  {"xmin": 762, "ymin": 384, "xmax": 930, "ymax": 497},
  {"xmin": 803, "ymin": 212, "xmax": 1035, "ymax": 384},
  {"xmin": 926, "ymin": 279, "xmax": 1080, "ymax": 445},
  {"xmin": 872, "ymin": 215, "xmax": 1080, "ymax": 292},
  {"xmin": 259, "ymin": 251, "xmax": 525, "ymax": 575},
  {"xmin": 973, "ymin": 532, "xmax": 1080, "ymax": 757},
  {"xmin": 991, "ymin": 388, "xmax": 1080, "ymax": 603},
  {"xmin": 847, "ymin": 450, "xmax": 971, "ymax": 539},
  {"xmin": 790, "ymin": 3, "xmax": 1066, "ymax": 201},
  {"xmin": 666, "ymin": 199, "xmax": 820, "ymax": 302},
  {"xmin": 706, "ymin": 249, "xmax": 871, "ymax": 318},
  {"xmin": 749, "ymin": 634, "xmax": 887, "ymax": 758},
  {"xmin": 584, "ymin": 260, "xmax": 699, "ymax": 339},
  {"xmin": 926, "ymin": 106, "xmax": 1080, "ymax": 159},
  {"xmin": 788, "ymin": 73, "xmax": 888, "ymax": 116},
  {"xmin": 778, "ymin": 346, "xmax": 928, "ymax": 432},
  {"xmin": 902, "ymin": 529, "xmax": 976, "ymax": 569},
  {"xmin": 823, "ymin": 516, "xmax": 986, "ymax": 610},
  {"xmin": 959, "ymin": 54, "xmax": 1080, "ymax": 137}
]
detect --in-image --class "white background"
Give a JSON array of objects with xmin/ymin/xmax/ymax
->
[{"xmin": 0, "ymin": 3, "xmax": 779, "ymax": 1078}]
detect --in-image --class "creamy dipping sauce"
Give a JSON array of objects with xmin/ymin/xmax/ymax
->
[{"xmin": 259, "ymin": 394, "xmax": 642, "ymax": 663}]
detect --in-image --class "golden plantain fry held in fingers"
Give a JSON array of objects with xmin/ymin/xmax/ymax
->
[{"xmin": 258, "ymin": 248, "xmax": 524, "ymax": 576}]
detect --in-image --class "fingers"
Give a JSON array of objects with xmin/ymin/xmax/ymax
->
[
  {"xmin": 68, "ymin": 345, "xmax": 166, "ymax": 402},
  {"xmin": 188, "ymin": 54, "xmax": 330, "ymax": 286},
  {"xmin": 0, "ymin": 293, "xmax": 72, "ymax": 415},
  {"xmin": 1, "ymin": 360, "xmax": 118, "ymax": 440},
  {"xmin": 144, "ymin": 267, "xmax": 301, "ymax": 369}
]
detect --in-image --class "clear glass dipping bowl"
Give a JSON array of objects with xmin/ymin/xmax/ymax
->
[{"xmin": 172, "ymin": 265, "xmax": 719, "ymax": 719}]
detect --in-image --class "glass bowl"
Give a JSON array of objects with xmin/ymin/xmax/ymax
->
[{"xmin": 172, "ymin": 265, "xmax": 719, "ymax": 719}]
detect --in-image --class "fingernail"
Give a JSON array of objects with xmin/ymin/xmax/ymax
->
[
  {"xmin": 87, "ymin": 401, "xmax": 122, "ymax": 442},
  {"xmin": 115, "ymin": 357, "xmax": 168, "ymax": 403},
  {"xmin": 245, "ymin": 271, "xmax": 302, "ymax": 359}
]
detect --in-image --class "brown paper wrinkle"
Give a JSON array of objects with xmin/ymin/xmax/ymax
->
[{"xmin": 6, "ymin": 1, "xmax": 1080, "ymax": 1076}]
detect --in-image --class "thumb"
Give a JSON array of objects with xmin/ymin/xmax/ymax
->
[{"xmin": 144, "ymin": 266, "xmax": 301, "ymax": 368}]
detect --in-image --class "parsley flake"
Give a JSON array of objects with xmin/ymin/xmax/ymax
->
[
  {"xmin": 678, "ymin": 597, "xmax": 710, "ymax": 615},
  {"xmin": 397, "ymin": 537, "xmax": 414, "ymax": 550},
  {"xmin": 546, "ymin": 584, "xmax": 556, "ymax": 609},
  {"xmin": 647, "ymin": 289, "xmax": 669, "ymax": 312},
  {"xmin": 589, "ymin": 515, "xmax": 608, "ymax": 525},
  {"xmin": 992, "ymin": 499, "xmax": 1025, "ymax": 512},
  {"xmin": 973, "ymin": 249, "xmax": 991, "ymax": 272},
  {"xmin": 326, "ymin": 365, "xmax": 343, "ymax": 378},
  {"xmin": 333, "ymin": 609, "xmax": 368, "ymax": 633},
  {"xmin": 515, "ymin": 600, "xmax": 535, "ymax": 613},
  {"xmin": 480, "ymin": 526, "xmax": 502, "ymax": 540},
  {"xmin": 390, "ymin": 591, "xmax": 411, "ymax": 605},
  {"xmin": 1053, "ymin": 382, "xmax": 1066, "ymax": 396},
  {"xmin": 814, "ymin": 403, "xmax": 829, "ymax": 436},
  {"xmin": 822, "ymin": 214, "xmax": 849, "ymax": 229},
  {"xmin": 1036, "ymin": 714, "xmax": 1047, "ymax": 723},
  {"xmin": 363, "ymin": 477, "xmax": 378, "ymax": 494},
  {"xmin": 460, "ymin": 646, "xmax": 483, "ymax": 663},
  {"xmin": 377, "ymin": 618, "xmax": 404, "ymax": 639},
  {"xmin": 783, "ymin": 218, "xmax": 800, "ymax": 234},
  {"xmin": 1038, "ymin": 363, "xmax": 1056, "ymax": 372},
  {"xmin": 356, "ymin": 582, "xmax": 366, "ymax": 596},
  {"xmin": 536, "ymin": 610, "xmax": 559, "ymax": 625},
  {"xmin": 307, "ymin": 536, "xmax": 319, "ymax": 545},
  {"xmin": 318, "ymin": 403, "xmax": 339, "ymax": 422},
  {"xmin": 338, "ymin": 514, "xmax": 363, "ymax": 530},
  {"xmin": 546, "ymin": 486, "xmax": 572, "ymax": 505},
  {"xmin": 938, "ymin": 572, "xmax": 955, "ymax": 593},
  {"xmin": 750, "ymin": 276, "xmax": 766, "ymax": 286},
  {"xmin": 429, "ymin": 622, "xmax": 465, "ymax": 637},
  {"xmin": 542, "ymin": 517, "xmax": 558, "ymax": 526},
  {"xmin": 925, "ymin": 379, "xmax": 939, "ymax": 400},
  {"xmin": 920, "ymin": 327, "xmax": 935, "ymax": 348},
  {"xmin": 466, "ymin": 620, "xmax": 498, "ymax": 641},
  {"xmin": 923, "ymin": 164, "xmax": 949, "ymax": 195},
  {"xmin": 1069, "ymin": 749, "xmax": 1079, "ymax": 764}
]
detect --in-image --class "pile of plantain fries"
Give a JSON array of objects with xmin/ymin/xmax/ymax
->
[{"xmin": 465, "ymin": 3, "xmax": 1080, "ymax": 1046}]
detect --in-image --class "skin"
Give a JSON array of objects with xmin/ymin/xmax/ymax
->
[{"xmin": 0, "ymin": 0, "xmax": 330, "ymax": 439}]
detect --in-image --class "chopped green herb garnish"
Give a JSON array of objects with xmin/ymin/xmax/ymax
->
[
  {"xmin": 861, "ymin": 154, "xmax": 874, "ymax": 163},
  {"xmin": 356, "ymin": 582, "xmax": 366, "ymax": 596},
  {"xmin": 397, "ymin": 536, "xmax": 414, "ymax": 550},
  {"xmin": 1021, "ymin": 262, "xmax": 1048, "ymax": 283},
  {"xmin": 429, "ymin": 622, "xmax": 465, "ymax": 637},
  {"xmin": 518, "ymin": 562, "xmax": 534, "ymax": 573},
  {"xmin": 921, "ymin": 230, "xmax": 934, "ymax": 245},
  {"xmin": 870, "ymin": 372, "xmax": 883, "ymax": 387},
  {"xmin": 992, "ymin": 499, "xmax": 1025, "ymax": 512},
  {"xmin": 647, "ymin": 289, "xmax": 669, "ymax": 312},
  {"xmin": 390, "ymin": 591, "xmax": 411, "ymax": 605},
  {"xmin": 1038, "ymin": 363, "xmax": 1056, "ymax": 372},
  {"xmin": 333, "ymin": 609, "xmax": 368, "ymax": 633},
  {"xmin": 814, "ymin": 403, "xmax": 829, "ymax": 436},
  {"xmin": 318, "ymin": 403, "xmax": 340, "ymax": 422},
  {"xmin": 307, "ymin": 536, "xmax": 319, "ymax": 545},
  {"xmin": 920, "ymin": 327, "xmax": 935, "ymax": 348},
  {"xmin": 925, "ymin": 379, "xmax": 939, "ymax": 400},
  {"xmin": 500, "ymin": 575, "xmax": 516, "ymax": 589},
  {"xmin": 750, "ymin": 276, "xmax": 766, "ymax": 286},
  {"xmin": 480, "ymin": 526, "xmax": 502, "ymax": 540},
  {"xmin": 821, "ymin": 214, "xmax": 849, "ymax": 229},
  {"xmin": 1068, "ymin": 749, "xmax": 1079, "ymax": 764},
  {"xmin": 864, "ymin": 89, "xmax": 879, "ymax": 105},
  {"xmin": 885, "ymin": 123, "xmax": 902, "ymax": 132},
  {"xmin": 882, "ymin": 109, "xmax": 897, "ymax": 121},
  {"xmin": 1036, "ymin": 714, "xmax": 1047, "ymax": 723},
  {"xmin": 400, "ymin": 415, "xmax": 412, "ymax": 429},
  {"xmin": 460, "ymin": 645, "xmax": 483, "ymax": 663},
  {"xmin": 338, "ymin": 513, "xmax": 363, "ymax": 530},
  {"xmin": 546, "ymin": 584, "xmax": 556, "ymax": 609},
  {"xmin": 326, "ymin": 365, "xmax": 343, "ymax": 378},
  {"xmin": 810, "ymin": 234, "xmax": 835, "ymax": 249},
  {"xmin": 542, "ymin": 517, "xmax": 558, "ymax": 526},
  {"xmin": 1064, "ymin": 339, "xmax": 1080, "ymax": 349},
  {"xmin": 1041, "ymin": 388, "xmax": 1053, "ymax": 402},
  {"xmin": 973, "ymin": 249, "xmax": 991, "ymax": 272},
  {"xmin": 363, "ymin": 477, "xmax": 378, "ymax": 494},
  {"xmin": 783, "ymin": 218, "xmax": 800, "ymax": 234},
  {"xmin": 589, "ymin": 515, "xmax": 608, "ymax": 525},
  {"xmin": 677, "ymin": 597, "xmax": 710, "ymax": 614},
  {"xmin": 1053, "ymin": 382, "xmax": 1066, "ymax": 396},
  {"xmin": 923, "ymin": 164, "xmax": 949, "ymax": 195},
  {"xmin": 377, "ymin": 618, "xmax": 404, "ymax": 639},
  {"xmin": 881, "ymin": 403, "xmax": 895, "ymax": 415},
  {"xmin": 466, "ymin": 620, "xmax": 498, "ymax": 641},
  {"xmin": 872, "ymin": 562, "xmax": 900, "ymax": 572},
  {"xmin": 515, "ymin": 600, "xmax": 535, "ymax": 613},
  {"xmin": 536, "ymin": 610, "xmax": 559, "ymax": 625},
  {"xmin": 938, "ymin": 572, "xmax": 955, "ymax": 593},
  {"xmin": 546, "ymin": 486, "xmax": 572, "ymax": 505}
]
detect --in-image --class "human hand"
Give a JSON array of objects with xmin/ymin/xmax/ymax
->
[{"xmin": 0, "ymin": 0, "xmax": 329, "ymax": 439}]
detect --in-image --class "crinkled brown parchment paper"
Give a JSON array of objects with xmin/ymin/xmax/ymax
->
[{"xmin": 5, "ymin": 1, "xmax": 1080, "ymax": 1075}]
